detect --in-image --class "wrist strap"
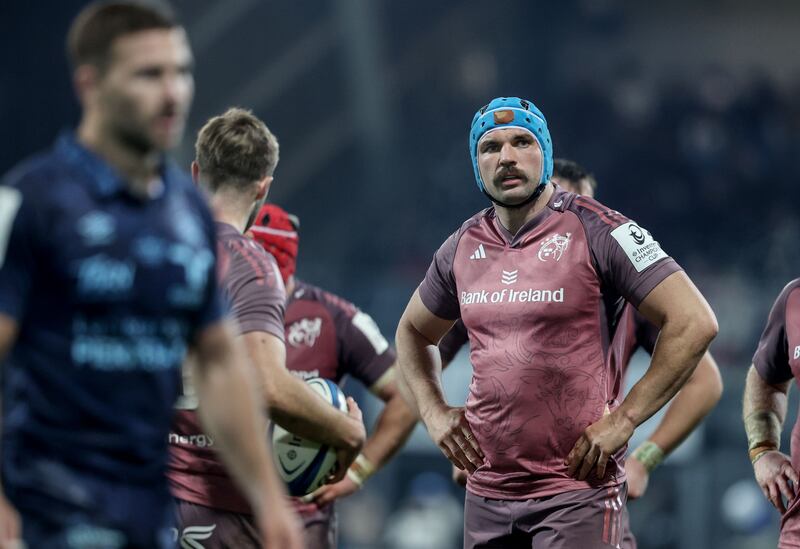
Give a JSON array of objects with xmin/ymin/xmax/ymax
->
[
  {"xmin": 631, "ymin": 441, "xmax": 665, "ymax": 473},
  {"xmin": 347, "ymin": 454, "xmax": 375, "ymax": 487},
  {"xmin": 749, "ymin": 443, "xmax": 778, "ymax": 464}
]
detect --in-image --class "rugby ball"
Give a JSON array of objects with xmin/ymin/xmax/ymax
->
[{"xmin": 271, "ymin": 377, "xmax": 348, "ymax": 496}]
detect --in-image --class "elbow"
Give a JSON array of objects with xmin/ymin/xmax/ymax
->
[{"xmin": 688, "ymin": 308, "xmax": 719, "ymax": 351}]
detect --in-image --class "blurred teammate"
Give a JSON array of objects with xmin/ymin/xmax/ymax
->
[
  {"xmin": 395, "ymin": 96, "xmax": 718, "ymax": 548},
  {"xmin": 248, "ymin": 204, "xmax": 419, "ymax": 548},
  {"xmin": 168, "ymin": 109, "xmax": 366, "ymax": 548},
  {"xmin": 441, "ymin": 158, "xmax": 723, "ymax": 548},
  {"xmin": 0, "ymin": 3, "xmax": 298, "ymax": 548},
  {"xmin": 743, "ymin": 279, "xmax": 800, "ymax": 547}
]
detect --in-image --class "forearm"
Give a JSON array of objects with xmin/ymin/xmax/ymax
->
[
  {"xmin": 360, "ymin": 394, "xmax": 418, "ymax": 471},
  {"xmin": 646, "ymin": 352, "xmax": 723, "ymax": 455},
  {"xmin": 193, "ymin": 343, "xmax": 283, "ymax": 511},
  {"xmin": 396, "ymin": 317, "xmax": 450, "ymax": 422},
  {"xmin": 618, "ymin": 317, "xmax": 714, "ymax": 428},
  {"xmin": 743, "ymin": 365, "xmax": 790, "ymax": 455},
  {"xmin": 267, "ymin": 370, "xmax": 363, "ymax": 451}
]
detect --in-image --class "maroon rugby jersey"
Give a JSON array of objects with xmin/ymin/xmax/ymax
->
[
  {"xmin": 284, "ymin": 279, "xmax": 396, "ymax": 518},
  {"xmin": 419, "ymin": 184, "xmax": 681, "ymax": 499},
  {"xmin": 752, "ymin": 279, "xmax": 800, "ymax": 533},
  {"xmin": 167, "ymin": 222, "xmax": 286, "ymax": 514}
]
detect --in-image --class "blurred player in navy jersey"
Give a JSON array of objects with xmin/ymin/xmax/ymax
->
[
  {"xmin": 440, "ymin": 158, "xmax": 723, "ymax": 548},
  {"xmin": 744, "ymin": 279, "xmax": 800, "ymax": 547},
  {"xmin": 247, "ymin": 204, "xmax": 419, "ymax": 548},
  {"xmin": 0, "ymin": 2, "xmax": 299, "ymax": 548},
  {"xmin": 169, "ymin": 109, "xmax": 367, "ymax": 549},
  {"xmin": 395, "ymin": 96, "xmax": 718, "ymax": 549}
]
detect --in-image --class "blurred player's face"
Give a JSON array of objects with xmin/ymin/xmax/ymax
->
[
  {"xmin": 552, "ymin": 176, "xmax": 595, "ymax": 198},
  {"xmin": 94, "ymin": 28, "xmax": 194, "ymax": 153},
  {"xmin": 477, "ymin": 128, "xmax": 543, "ymax": 206}
]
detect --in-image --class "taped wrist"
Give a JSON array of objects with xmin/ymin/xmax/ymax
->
[
  {"xmin": 745, "ymin": 410, "xmax": 781, "ymax": 451},
  {"xmin": 346, "ymin": 454, "xmax": 376, "ymax": 487},
  {"xmin": 632, "ymin": 441, "xmax": 665, "ymax": 473}
]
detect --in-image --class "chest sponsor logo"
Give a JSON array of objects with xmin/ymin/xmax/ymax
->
[
  {"xmin": 291, "ymin": 369, "xmax": 321, "ymax": 380},
  {"xmin": 461, "ymin": 287, "xmax": 564, "ymax": 305},
  {"xmin": 288, "ymin": 317, "xmax": 323, "ymax": 347},
  {"xmin": 172, "ymin": 525, "xmax": 217, "ymax": 547},
  {"xmin": 501, "ymin": 270, "xmax": 518, "ymax": 285},
  {"xmin": 75, "ymin": 254, "xmax": 136, "ymax": 296},
  {"xmin": 538, "ymin": 232, "xmax": 571, "ymax": 262},
  {"xmin": 610, "ymin": 222, "xmax": 668, "ymax": 273},
  {"xmin": 168, "ymin": 432, "xmax": 215, "ymax": 448},
  {"xmin": 794, "ymin": 345, "xmax": 800, "ymax": 360},
  {"xmin": 77, "ymin": 211, "xmax": 116, "ymax": 246}
]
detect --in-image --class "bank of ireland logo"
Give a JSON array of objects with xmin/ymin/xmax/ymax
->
[
  {"xmin": 501, "ymin": 269, "xmax": 518, "ymax": 285},
  {"xmin": 628, "ymin": 224, "xmax": 646, "ymax": 245},
  {"xmin": 538, "ymin": 232, "xmax": 571, "ymax": 262}
]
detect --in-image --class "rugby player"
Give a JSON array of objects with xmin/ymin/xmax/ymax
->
[
  {"xmin": 248, "ymin": 204, "xmax": 419, "ymax": 548},
  {"xmin": 0, "ymin": 2, "xmax": 299, "ymax": 548},
  {"xmin": 743, "ymin": 279, "xmax": 800, "ymax": 547},
  {"xmin": 442, "ymin": 158, "xmax": 723, "ymax": 548},
  {"xmin": 168, "ymin": 109, "xmax": 366, "ymax": 548},
  {"xmin": 395, "ymin": 96, "xmax": 718, "ymax": 548}
]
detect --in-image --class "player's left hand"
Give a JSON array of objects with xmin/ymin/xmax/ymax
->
[
  {"xmin": 565, "ymin": 406, "xmax": 635, "ymax": 481},
  {"xmin": 625, "ymin": 455, "xmax": 649, "ymax": 499},
  {"xmin": 309, "ymin": 475, "xmax": 360, "ymax": 506}
]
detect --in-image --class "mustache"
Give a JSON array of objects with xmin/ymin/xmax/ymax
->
[{"xmin": 494, "ymin": 168, "xmax": 528, "ymax": 185}]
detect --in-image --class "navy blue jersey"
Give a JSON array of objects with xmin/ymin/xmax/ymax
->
[{"xmin": 0, "ymin": 134, "xmax": 224, "ymax": 499}]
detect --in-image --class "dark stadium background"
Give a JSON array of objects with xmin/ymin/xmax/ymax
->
[{"xmin": 3, "ymin": 1, "xmax": 799, "ymax": 547}]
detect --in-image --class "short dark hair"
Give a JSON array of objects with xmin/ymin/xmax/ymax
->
[
  {"xmin": 195, "ymin": 107, "xmax": 280, "ymax": 192},
  {"xmin": 553, "ymin": 158, "xmax": 597, "ymax": 192},
  {"xmin": 67, "ymin": 0, "xmax": 178, "ymax": 71}
]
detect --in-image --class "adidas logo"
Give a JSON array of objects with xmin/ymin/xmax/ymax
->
[
  {"xmin": 469, "ymin": 244, "xmax": 487, "ymax": 260},
  {"xmin": 501, "ymin": 269, "xmax": 518, "ymax": 285}
]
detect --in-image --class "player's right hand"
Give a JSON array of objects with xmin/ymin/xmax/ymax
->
[
  {"xmin": 452, "ymin": 464, "xmax": 468, "ymax": 487},
  {"xmin": 256, "ymin": 504, "xmax": 305, "ymax": 549},
  {"xmin": 753, "ymin": 450, "xmax": 798, "ymax": 514},
  {"xmin": 0, "ymin": 493, "xmax": 21, "ymax": 549},
  {"xmin": 330, "ymin": 397, "xmax": 366, "ymax": 483},
  {"xmin": 424, "ymin": 406, "xmax": 484, "ymax": 473}
]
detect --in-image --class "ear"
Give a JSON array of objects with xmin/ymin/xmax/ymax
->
[
  {"xmin": 73, "ymin": 64, "xmax": 99, "ymax": 107},
  {"xmin": 191, "ymin": 161, "xmax": 200, "ymax": 184},
  {"xmin": 255, "ymin": 175, "xmax": 273, "ymax": 200}
]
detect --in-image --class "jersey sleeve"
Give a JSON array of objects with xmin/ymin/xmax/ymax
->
[
  {"xmin": 438, "ymin": 319, "xmax": 469, "ymax": 365},
  {"xmin": 575, "ymin": 197, "xmax": 682, "ymax": 307},
  {"xmin": 336, "ymin": 305, "xmax": 396, "ymax": 389},
  {"xmin": 632, "ymin": 309, "xmax": 660, "ymax": 355},
  {"xmin": 0, "ymin": 176, "xmax": 40, "ymax": 320},
  {"xmin": 228, "ymin": 246, "xmax": 286, "ymax": 341},
  {"xmin": 752, "ymin": 282, "xmax": 797, "ymax": 384},
  {"xmin": 418, "ymin": 229, "xmax": 461, "ymax": 320}
]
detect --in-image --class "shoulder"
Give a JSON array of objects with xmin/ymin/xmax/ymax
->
[
  {"xmin": 439, "ymin": 208, "xmax": 493, "ymax": 254},
  {"xmin": 773, "ymin": 278, "xmax": 800, "ymax": 310},
  {"xmin": 565, "ymin": 194, "xmax": 629, "ymax": 230},
  {"xmin": 2, "ymin": 147, "xmax": 67, "ymax": 197},
  {"xmin": 294, "ymin": 280, "xmax": 358, "ymax": 319}
]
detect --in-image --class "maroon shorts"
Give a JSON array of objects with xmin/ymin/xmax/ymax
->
[
  {"xmin": 620, "ymin": 504, "xmax": 637, "ymax": 549},
  {"xmin": 174, "ymin": 499, "xmax": 259, "ymax": 549},
  {"xmin": 464, "ymin": 484, "xmax": 627, "ymax": 549},
  {"xmin": 297, "ymin": 502, "xmax": 338, "ymax": 549},
  {"xmin": 780, "ymin": 497, "xmax": 800, "ymax": 548}
]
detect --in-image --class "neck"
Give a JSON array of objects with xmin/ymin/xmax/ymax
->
[
  {"xmin": 77, "ymin": 114, "xmax": 161, "ymax": 197},
  {"xmin": 209, "ymin": 193, "xmax": 252, "ymax": 234},
  {"xmin": 494, "ymin": 184, "xmax": 554, "ymax": 235}
]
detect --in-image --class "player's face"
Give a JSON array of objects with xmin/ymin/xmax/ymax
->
[
  {"xmin": 95, "ymin": 28, "xmax": 194, "ymax": 152},
  {"xmin": 552, "ymin": 176, "xmax": 595, "ymax": 198},
  {"xmin": 477, "ymin": 128, "xmax": 543, "ymax": 205}
]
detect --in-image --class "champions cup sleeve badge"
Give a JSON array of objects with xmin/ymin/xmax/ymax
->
[{"xmin": 538, "ymin": 232, "xmax": 571, "ymax": 262}]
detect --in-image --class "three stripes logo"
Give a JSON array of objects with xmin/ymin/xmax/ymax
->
[
  {"xmin": 469, "ymin": 244, "xmax": 487, "ymax": 260},
  {"xmin": 501, "ymin": 269, "xmax": 518, "ymax": 285}
]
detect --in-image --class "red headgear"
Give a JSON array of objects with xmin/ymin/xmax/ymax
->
[{"xmin": 249, "ymin": 204, "xmax": 299, "ymax": 284}]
